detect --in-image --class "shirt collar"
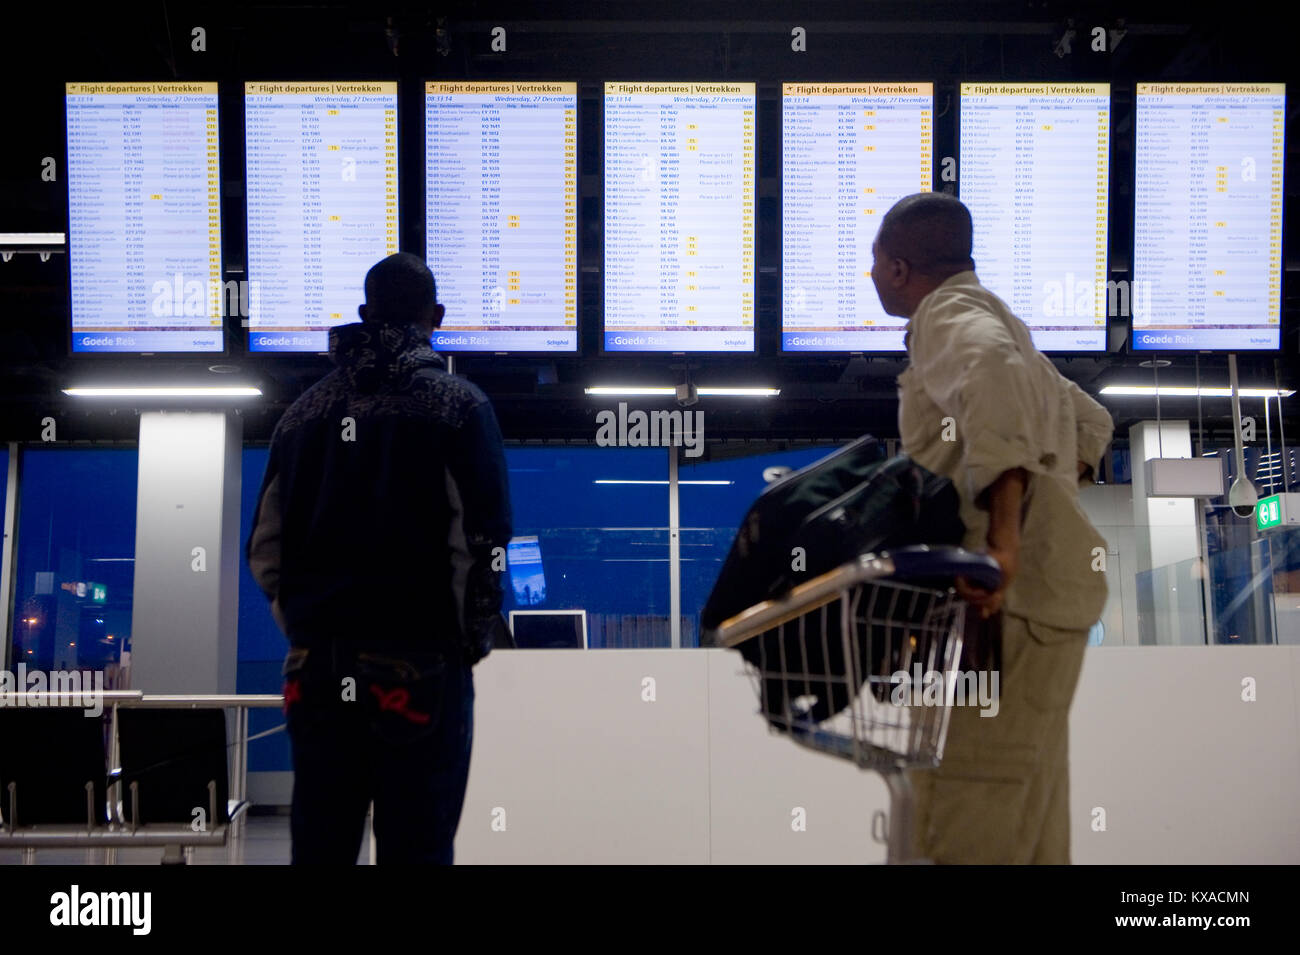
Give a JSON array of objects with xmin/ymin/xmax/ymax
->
[{"xmin": 904, "ymin": 270, "xmax": 980, "ymax": 346}]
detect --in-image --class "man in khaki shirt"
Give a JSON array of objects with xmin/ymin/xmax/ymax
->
[{"xmin": 871, "ymin": 192, "xmax": 1113, "ymax": 863}]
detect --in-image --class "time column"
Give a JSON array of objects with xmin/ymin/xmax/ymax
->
[
  {"xmin": 1094, "ymin": 101, "xmax": 1108, "ymax": 314},
  {"xmin": 741, "ymin": 101, "xmax": 754, "ymax": 328},
  {"xmin": 1269, "ymin": 102, "xmax": 1283, "ymax": 325},
  {"xmin": 919, "ymin": 103, "xmax": 931, "ymax": 190},
  {"xmin": 206, "ymin": 101, "xmax": 221, "ymax": 325},
  {"xmin": 385, "ymin": 103, "xmax": 398, "ymax": 254},
  {"xmin": 564, "ymin": 102, "xmax": 577, "ymax": 329}
]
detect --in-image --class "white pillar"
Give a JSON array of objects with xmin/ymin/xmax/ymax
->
[
  {"xmin": 129, "ymin": 411, "xmax": 242, "ymax": 692},
  {"xmin": 1129, "ymin": 420, "xmax": 1206, "ymax": 645}
]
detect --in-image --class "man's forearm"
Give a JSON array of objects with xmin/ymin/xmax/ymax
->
[{"xmin": 985, "ymin": 467, "xmax": 1028, "ymax": 552}]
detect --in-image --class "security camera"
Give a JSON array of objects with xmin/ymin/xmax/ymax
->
[{"xmin": 676, "ymin": 382, "xmax": 698, "ymax": 406}]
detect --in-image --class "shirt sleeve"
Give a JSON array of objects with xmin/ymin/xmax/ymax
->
[
  {"xmin": 246, "ymin": 442, "xmax": 282, "ymax": 602},
  {"xmin": 910, "ymin": 293, "xmax": 1046, "ymax": 506},
  {"xmin": 445, "ymin": 396, "xmax": 514, "ymax": 664},
  {"xmin": 1061, "ymin": 373, "xmax": 1114, "ymax": 483}
]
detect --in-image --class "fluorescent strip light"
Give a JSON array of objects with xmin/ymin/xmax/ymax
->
[
  {"xmin": 0, "ymin": 232, "xmax": 65, "ymax": 245},
  {"xmin": 593, "ymin": 480, "xmax": 734, "ymax": 486},
  {"xmin": 63, "ymin": 387, "xmax": 262, "ymax": 398},
  {"xmin": 1100, "ymin": 385, "xmax": 1295, "ymax": 398},
  {"xmin": 584, "ymin": 385, "xmax": 779, "ymax": 397}
]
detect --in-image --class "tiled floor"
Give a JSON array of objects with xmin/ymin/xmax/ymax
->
[{"xmin": 0, "ymin": 814, "xmax": 370, "ymax": 865}]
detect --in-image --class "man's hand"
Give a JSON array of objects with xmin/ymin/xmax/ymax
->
[{"xmin": 955, "ymin": 544, "xmax": 1018, "ymax": 619}]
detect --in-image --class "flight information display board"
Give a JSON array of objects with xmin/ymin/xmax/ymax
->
[
  {"xmin": 1133, "ymin": 83, "xmax": 1284, "ymax": 350},
  {"xmin": 66, "ymin": 82, "xmax": 223, "ymax": 353},
  {"xmin": 245, "ymin": 82, "xmax": 398, "ymax": 353},
  {"xmin": 604, "ymin": 81, "xmax": 755, "ymax": 352},
  {"xmin": 425, "ymin": 81, "xmax": 578, "ymax": 353},
  {"xmin": 959, "ymin": 82, "xmax": 1110, "ymax": 351},
  {"xmin": 782, "ymin": 82, "xmax": 933, "ymax": 352}
]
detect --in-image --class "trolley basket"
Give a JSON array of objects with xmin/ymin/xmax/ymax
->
[{"xmin": 712, "ymin": 544, "xmax": 1001, "ymax": 863}]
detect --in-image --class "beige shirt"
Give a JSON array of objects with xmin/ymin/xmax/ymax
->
[{"xmin": 897, "ymin": 271, "xmax": 1113, "ymax": 631}]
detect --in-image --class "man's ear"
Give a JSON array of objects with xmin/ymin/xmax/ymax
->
[
  {"xmin": 432, "ymin": 303, "xmax": 445, "ymax": 330},
  {"xmin": 892, "ymin": 257, "xmax": 911, "ymax": 289}
]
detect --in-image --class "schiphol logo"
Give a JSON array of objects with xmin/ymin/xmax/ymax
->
[
  {"xmin": 1041, "ymin": 273, "xmax": 1150, "ymax": 320},
  {"xmin": 149, "ymin": 272, "xmax": 262, "ymax": 318},
  {"xmin": 49, "ymin": 885, "xmax": 151, "ymax": 936},
  {"xmin": 890, "ymin": 663, "xmax": 1001, "ymax": 717},
  {"xmin": 0, "ymin": 665, "xmax": 105, "ymax": 718},
  {"xmin": 595, "ymin": 402, "xmax": 704, "ymax": 458}
]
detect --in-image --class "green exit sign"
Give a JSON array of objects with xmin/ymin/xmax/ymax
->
[
  {"xmin": 1257, "ymin": 493, "xmax": 1300, "ymax": 531},
  {"xmin": 90, "ymin": 583, "xmax": 107, "ymax": 603}
]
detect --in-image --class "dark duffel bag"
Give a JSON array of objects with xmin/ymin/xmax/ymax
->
[{"xmin": 701, "ymin": 440, "xmax": 965, "ymax": 725}]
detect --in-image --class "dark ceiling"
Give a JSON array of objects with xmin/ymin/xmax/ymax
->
[{"xmin": 1, "ymin": 1, "xmax": 1297, "ymax": 452}]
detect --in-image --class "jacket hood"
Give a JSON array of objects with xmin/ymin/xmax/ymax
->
[{"xmin": 329, "ymin": 321, "xmax": 445, "ymax": 393}]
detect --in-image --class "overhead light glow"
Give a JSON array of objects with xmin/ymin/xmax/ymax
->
[
  {"xmin": 1100, "ymin": 385, "xmax": 1294, "ymax": 398},
  {"xmin": 593, "ymin": 479, "xmax": 734, "ymax": 486},
  {"xmin": 584, "ymin": 385, "xmax": 779, "ymax": 397},
  {"xmin": 63, "ymin": 386, "xmax": 263, "ymax": 398}
]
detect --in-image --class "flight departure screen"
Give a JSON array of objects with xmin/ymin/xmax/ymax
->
[
  {"xmin": 426, "ymin": 81, "xmax": 578, "ymax": 353},
  {"xmin": 782, "ymin": 83, "xmax": 932, "ymax": 352},
  {"xmin": 604, "ymin": 81, "xmax": 755, "ymax": 352},
  {"xmin": 66, "ymin": 82, "xmax": 223, "ymax": 353},
  {"xmin": 959, "ymin": 83, "xmax": 1110, "ymax": 351},
  {"xmin": 245, "ymin": 82, "xmax": 398, "ymax": 353},
  {"xmin": 1133, "ymin": 83, "xmax": 1284, "ymax": 350}
]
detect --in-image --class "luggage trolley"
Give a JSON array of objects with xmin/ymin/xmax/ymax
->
[{"xmin": 712, "ymin": 545, "xmax": 1001, "ymax": 864}]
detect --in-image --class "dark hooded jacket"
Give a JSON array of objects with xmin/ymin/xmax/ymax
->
[{"xmin": 246, "ymin": 321, "xmax": 512, "ymax": 663}]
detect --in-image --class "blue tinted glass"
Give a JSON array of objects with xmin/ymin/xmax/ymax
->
[
  {"xmin": 237, "ymin": 447, "xmax": 291, "ymax": 773},
  {"xmin": 10, "ymin": 449, "xmax": 137, "ymax": 680},
  {"xmin": 678, "ymin": 445, "xmax": 842, "ymax": 647},
  {"xmin": 505, "ymin": 447, "xmax": 671, "ymax": 647}
]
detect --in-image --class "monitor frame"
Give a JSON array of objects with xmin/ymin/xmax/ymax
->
[
  {"xmin": 64, "ymin": 81, "xmax": 229, "ymax": 358},
  {"xmin": 508, "ymin": 609, "xmax": 589, "ymax": 650}
]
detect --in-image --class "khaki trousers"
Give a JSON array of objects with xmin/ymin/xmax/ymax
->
[{"xmin": 910, "ymin": 612, "xmax": 1088, "ymax": 864}]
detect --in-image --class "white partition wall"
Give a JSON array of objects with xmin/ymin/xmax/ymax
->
[
  {"xmin": 444, "ymin": 646, "xmax": 1300, "ymax": 865},
  {"xmin": 129, "ymin": 411, "xmax": 242, "ymax": 693}
]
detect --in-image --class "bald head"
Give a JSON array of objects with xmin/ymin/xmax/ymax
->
[
  {"xmin": 877, "ymin": 192, "xmax": 974, "ymax": 273},
  {"xmin": 870, "ymin": 192, "xmax": 976, "ymax": 318}
]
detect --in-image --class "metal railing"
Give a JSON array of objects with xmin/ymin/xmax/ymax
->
[{"xmin": 1, "ymin": 692, "xmax": 284, "ymax": 862}]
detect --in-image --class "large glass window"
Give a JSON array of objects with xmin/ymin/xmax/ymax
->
[
  {"xmin": 505, "ymin": 447, "xmax": 671, "ymax": 647},
  {"xmin": 237, "ymin": 447, "xmax": 292, "ymax": 774},
  {"xmin": 679, "ymin": 445, "xmax": 841, "ymax": 647},
  {"xmin": 9, "ymin": 449, "xmax": 137, "ymax": 685}
]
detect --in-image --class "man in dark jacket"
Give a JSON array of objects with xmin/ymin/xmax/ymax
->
[{"xmin": 247, "ymin": 252, "xmax": 512, "ymax": 864}]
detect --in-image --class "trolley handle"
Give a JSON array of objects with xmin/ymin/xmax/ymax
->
[
  {"xmin": 710, "ymin": 545, "xmax": 1001, "ymax": 649},
  {"xmin": 880, "ymin": 545, "xmax": 1002, "ymax": 592}
]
